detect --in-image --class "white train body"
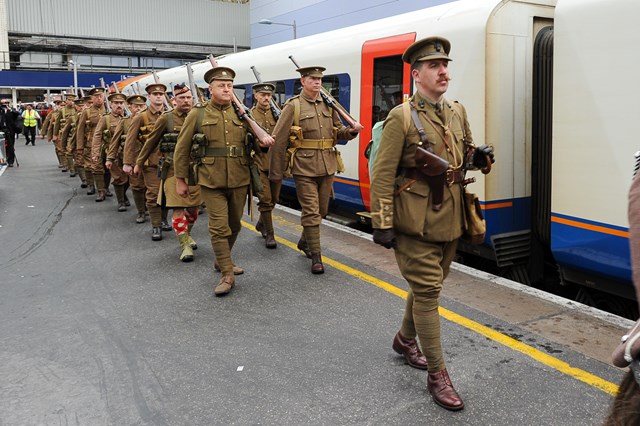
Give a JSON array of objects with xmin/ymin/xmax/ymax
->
[{"xmin": 118, "ymin": 0, "xmax": 640, "ymax": 300}]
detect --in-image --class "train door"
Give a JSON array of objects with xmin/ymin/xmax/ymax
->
[
  {"xmin": 529, "ymin": 21, "xmax": 554, "ymax": 284},
  {"xmin": 358, "ymin": 33, "xmax": 415, "ymax": 214}
]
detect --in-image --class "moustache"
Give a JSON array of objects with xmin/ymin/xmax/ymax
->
[{"xmin": 438, "ymin": 76, "xmax": 452, "ymax": 82}]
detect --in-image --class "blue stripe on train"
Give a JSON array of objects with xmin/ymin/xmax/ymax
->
[{"xmin": 551, "ymin": 213, "xmax": 631, "ymax": 282}]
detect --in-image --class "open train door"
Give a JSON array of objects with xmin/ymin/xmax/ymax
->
[{"xmin": 357, "ymin": 33, "xmax": 415, "ymax": 221}]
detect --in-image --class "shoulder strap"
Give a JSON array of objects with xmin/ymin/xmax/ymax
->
[
  {"xmin": 293, "ymin": 97, "xmax": 301, "ymax": 127},
  {"xmin": 402, "ymin": 101, "xmax": 411, "ymax": 135},
  {"xmin": 196, "ymin": 106, "xmax": 205, "ymax": 133},
  {"xmin": 408, "ymin": 102, "xmax": 433, "ymax": 152},
  {"xmin": 167, "ymin": 111, "xmax": 174, "ymax": 132},
  {"xmin": 142, "ymin": 110, "xmax": 149, "ymax": 128}
]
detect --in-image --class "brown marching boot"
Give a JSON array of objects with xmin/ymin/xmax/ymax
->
[
  {"xmin": 255, "ymin": 214, "xmax": 267, "ymax": 238},
  {"xmin": 311, "ymin": 253, "xmax": 324, "ymax": 274},
  {"xmin": 297, "ymin": 238, "xmax": 312, "ymax": 258},
  {"xmin": 392, "ymin": 332, "xmax": 429, "ymax": 370},
  {"xmin": 114, "ymin": 184, "xmax": 127, "ymax": 212},
  {"xmin": 214, "ymin": 273, "xmax": 235, "ymax": 296},
  {"xmin": 214, "ymin": 262, "xmax": 244, "ymax": 275},
  {"xmin": 427, "ymin": 369, "xmax": 464, "ymax": 411},
  {"xmin": 95, "ymin": 190, "xmax": 106, "ymax": 202}
]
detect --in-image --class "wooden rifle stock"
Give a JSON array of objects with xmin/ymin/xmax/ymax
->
[
  {"xmin": 288, "ymin": 55, "xmax": 358, "ymax": 128},
  {"xmin": 99, "ymin": 78, "xmax": 111, "ymax": 113},
  {"xmin": 207, "ymin": 55, "xmax": 272, "ymax": 143},
  {"xmin": 186, "ymin": 64, "xmax": 205, "ymax": 105}
]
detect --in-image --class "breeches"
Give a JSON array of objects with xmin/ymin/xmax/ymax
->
[
  {"xmin": 143, "ymin": 166, "xmax": 160, "ymax": 207},
  {"xmin": 257, "ymin": 169, "xmax": 281, "ymax": 212},
  {"xmin": 293, "ymin": 174, "xmax": 334, "ymax": 227},
  {"xmin": 199, "ymin": 185, "xmax": 248, "ymax": 241}
]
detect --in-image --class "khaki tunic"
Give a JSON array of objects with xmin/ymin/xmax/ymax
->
[
  {"xmin": 124, "ymin": 108, "xmax": 163, "ymax": 206},
  {"xmin": 46, "ymin": 110, "xmax": 60, "ymax": 141},
  {"xmin": 250, "ymin": 104, "xmax": 280, "ymax": 212},
  {"xmin": 174, "ymin": 101, "xmax": 250, "ymax": 189},
  {"xmin": 107, "ymin": 116, "xmax": 134, "ymax": 187},
  {"xmin": 60, "ymin": 112, "xmax": 79, "ymax": 157},
  {"xmin": 370, "ymin": 93, "xmax": 471, "ymax": 242},
  {"xmin": 137, "ymin": 110, "xmax": 201, "ymax": 208},
  {"xmin": 269, "ymin": 93, "xmax": 356, "ymax": 180},
  {"xmin": 77, "ymin": 105, "xmax": 106, "ymax": 173},
  {"xmin": 92, "ymin": 112, "xmax": 123, "ymax": 174},
  {"xmin": 40, "ymin": 112, "xmax": 53, "ymax": 138},
  {"xmin": 53, "ymin": 106, "xmax": 74, "ymax": 141}
]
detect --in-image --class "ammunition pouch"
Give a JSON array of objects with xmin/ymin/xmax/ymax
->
[
  {"xmin": 160, "ymin": 141, "xmax": 177, "ymax": 153},
  {"xmin": 398, "ymin": 146, "xmax": 452, "ymax": 211},
  {"xmin": 160, "ymin": 155, "xmax": 172, "ymax": 180},
  {"xmin": 192, "ymin": 133, "xmax": 208, "ymax": 160}
]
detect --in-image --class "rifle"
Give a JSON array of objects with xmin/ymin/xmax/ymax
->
[
  {"xmin": 250, "ymin": 65, "xmax": 281, "ymax": 120},
  {"xmin": 134, "ymin": 82, "xmax": 143, "ymax": 96},
  {"xmin": 152, "ymin": 70, "xmax": 173, "ymax": 111},
  {"xmin": 111, "ymin": 80, "xmax": 131, "ymax": 117},
  {"xmin": 288, "ymin": 55, "xmax": 358, "ymax": 128},
  {"xmin": 207, "ymin": 54, "xmax": 273, "ymax": 145},
  {"xmin": 185, "ymin": 64, "xmax": 204, "ymax": 106},
  {"xmin": 99, "ymin": 78, "xmax": 111, "ymax": 113}
]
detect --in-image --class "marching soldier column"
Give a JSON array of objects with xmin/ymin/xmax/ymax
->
[
  {"xmin": 106, "ymin": 95, "xmax": 146, "ymax": 213},
  {"xmin": 123, "ymin": 84, "xmax": 166, "ymax": 240},
  {"xmin": 173, "ymin": 67, "xmax": 274, "ymax": 296},
  {"xmin": 52, "ymin": 94, "xmax": 76, "ymax": 172},
  {"xmin": 249, "ymin": 83, "xmax": 280, "ymax": 249},
  {"xmin": 77, "ymin": 88, "xmax": 107, "ymax": 196},
  {"xmin": 137, "ymin": 83, "xmax": 201, "ymax": 262},
  {"xmin": 91, "ymin": 93, "xmax": 127, "ymax": 202},
  {"xmin": 269, "ymin": 66, "xmax": 363, "ymax": 274}
]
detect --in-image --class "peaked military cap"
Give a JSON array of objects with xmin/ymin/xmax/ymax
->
[
  {"xmin": 73, "ymin": 99, "xmax": 85, "ymax": 106},
  {"xmin": 402, "ymin": 36, "xmax": 452, "ymax": 64},
  {"xmin": 108, "ymin": 93, "xmax": 127, "ymax": 102},
  {"xmin": 253, "ymin": 83, "xmax": 276, "ymax": 93},
  {"xmin": 82, "ymin": 96, "xmax": 92, "ymax": 102},
  {"xmin": 296, "ymin": 66, "xmax": 325, "ymax": 78},
  {"xmin": 64, "ymin": 93, "xmax": 77, "ymax": 100},
  {"xmin": 145, "ymin": 83, "xmax": 167, "ymax": 94},
  {"xmin": 88, "ymin": 87, "xmax": 106, "ymax": 96},
  {"xmin": 204, "ymin": 67, "xmax": 236, "ymax": 83},
  {"xmin": 53, "ymin": 99, "xmax": 63, "ymax": 105},
  {"xmin": 126, "ymin": 94, "xmax": 147, "ymax": 105},
  {"xmin": 173, "ymin": 82, "xmax": 191, "ymax": 96}
]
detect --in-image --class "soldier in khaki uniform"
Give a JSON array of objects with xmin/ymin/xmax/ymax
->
[
  {"xmin": 45, "ymin": 100, "xmax": 62, "ymax": 167},
  {"xmin": 91, "ymin": 93, "xmax": 126, "ymax": 202},
  {"xmin": 60, "ymin": 99, "xmax": 85, "ymax": 184},
  {"xmin": 174, "ymin": 66, "xmax": 273, "ymax": 296},
  {"xmin": 137, "ymin": 83, "xmax": 201, "ymax": 262},
  {"xmin": 250, "ymin": 83, "xmax": 281, "ymax": 249},
  {"xmin": 52, "ymin": 93, "xmax": 76, "ymax": 173},
  {"xmin": 123, "ymin": 84, "xmax": 166, "ymax": 240},
  {"xmin": 370, "ymin": 37, "xmax": 494, "ymax": 411},
  {"xmin": 107, "ymin": 95, "xmax": 147, "ymax": 216},
  {"xmin": 269, "ymin": 66, "xmax": 362, "ymax": 274},
  {"xmin": 77, "ymin": 88, "xmax": 107, "ymax": 195}
]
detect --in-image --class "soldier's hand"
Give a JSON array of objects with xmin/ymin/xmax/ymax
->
[
  {"xmin": 92, "ymin": 155, "xmax": 99, "ymax": 163},
  {"xmin": 373, "ymin": 229, "xmax": 396, "ymax": 249},
  {"xmin": 133, "ymin": 164, "xmax": 141, "ymax": 176},
  {"xmin": 472, "ymin": 144, "xmax": 495, "ymax": 168},
  {"xmin": 349, "ymin": 122, "xmax": 364, "ymax": 134},
  {"xmin": 259, "ymin": 134, "xmax": 275, "ymax": 148},
  {"xmin": 123, "ymin": 164, "xmax": 133, "ymax": 176},
  {"xmin": 105, "ymin": 160, "xmax": 112, "ymax": 170},
  {"xmin": 176, "ymin": 178, "xmax": 189, "ymax": 198},
  {"xmin": 52, "ymin": 135, "xmax": 58, "ymax": 142}
]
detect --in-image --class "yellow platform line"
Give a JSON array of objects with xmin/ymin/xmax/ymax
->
[{"xmin": 241, "ymin": 220, "xmax": 619, "ymax": 396}]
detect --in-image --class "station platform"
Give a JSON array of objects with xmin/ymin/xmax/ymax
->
[{"xmin": 0, "ymin": 143, "xmax": 633, "ymax": 425}]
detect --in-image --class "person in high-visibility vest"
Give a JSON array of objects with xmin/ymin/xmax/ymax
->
[{"xmin": 21, "ymin": 104, "xmax": 40, "ymax": 146}]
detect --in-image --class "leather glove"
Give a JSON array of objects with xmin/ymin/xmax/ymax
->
[
  {"xmin": 472, "ymin": 144, "xmax": 495, "ymax": 168},
  {"xmin": 373, "ymin": 229, "xmax": 396, "ymax": 249}
]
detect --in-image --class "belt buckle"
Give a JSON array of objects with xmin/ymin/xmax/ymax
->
[
  {"xmin": 229, "ymin": 145, "xmax": 239, "ymax": 157},
  {"xmin": 446, "ymin": 169, "xmax": 453, "ymax": 186}
]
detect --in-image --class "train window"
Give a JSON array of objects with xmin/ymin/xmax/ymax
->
[
  {"xmin": 233, "ymin": 85, "xmax": 248, "ymax": 105},
  {"xmin": 274, "ymin": 81, "xmax": 286, "ymax": 107},
  {"xmin": 372, "ymin": 55, "xmax": 404, "ymax": 123}
]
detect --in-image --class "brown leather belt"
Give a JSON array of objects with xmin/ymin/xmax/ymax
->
[{"xmin": 399, "ymin": 167, "xmax": 465, "ymax": 185}]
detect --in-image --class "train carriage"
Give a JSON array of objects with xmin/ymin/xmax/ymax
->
[{"xmin": 117, "ymin": 0, "xmax": 640, "ymax": 314}]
